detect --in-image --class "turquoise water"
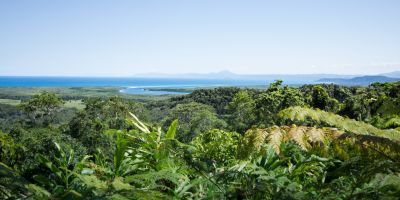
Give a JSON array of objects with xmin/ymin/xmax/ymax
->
[
  {"xmin": 0, "ymin": 76, "xmax": 270, "ymax": 95},
  {"xmin": 119, "ymin": 87, "xmax": 191, "ymax": 95}
]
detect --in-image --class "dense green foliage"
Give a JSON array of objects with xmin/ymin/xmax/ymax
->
[
  {"xmin": 1, "ymin": 81, "xmax": 400, "ymax": 199},
  {"xmin": 19, "ymin": 92, "xmax": 64, "ymax": 126},
  {"xmin": 162, "ymin": 102, "xmax": 226, "ymax": 142}
]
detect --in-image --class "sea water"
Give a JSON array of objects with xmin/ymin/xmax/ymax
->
[{"xmin": 0, "ymin": 76, "xmax": 268, "ymax": 95}]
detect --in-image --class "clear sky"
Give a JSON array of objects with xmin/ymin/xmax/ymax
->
[{"xmin": 0, "ymin": 0, "xmax": 399, "ymax": 76}]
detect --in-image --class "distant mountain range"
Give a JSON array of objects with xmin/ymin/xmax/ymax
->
[
  {"xmin": 380, "ymin": 71, "xmax": 400, "ymax": 78},
  {"xmin": 134, "ymin": 70, "xmax": 400, "ymax": 85},
  {"xmin": 134, "ymin": 70, "xmax": 356, "ymax": 85},
  {"xmin": 317, "ymin": 75, "xmax": 400, "ymax": 86}
]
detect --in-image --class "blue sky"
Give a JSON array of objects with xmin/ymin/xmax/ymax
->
[{"xmin": 0, "ymin": 0, "xmax": 399, "ymax": 76}]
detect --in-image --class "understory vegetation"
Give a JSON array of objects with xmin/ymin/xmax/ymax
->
[{"xmin": 1, "ymin": 81, "xmax": 400, "ymax": 199}]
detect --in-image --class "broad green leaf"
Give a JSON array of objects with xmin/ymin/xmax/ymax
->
[
  {"xmin": 166, "ymin": 119, "xmax": 178, "ymax": 140},
  {"xmin": 81, "ymin": 168, "xmax": 95, "ymax": 175},
  {"xmin": 33, "ymin": 175, "xmax": 54, "ymax": 187}
]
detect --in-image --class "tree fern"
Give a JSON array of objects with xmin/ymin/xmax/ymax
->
[
  {"xmin": 238, "ymin": 125, "xmax": 400, "ymax": 162},
  {"xmin": 287, "ymin": 125, "xmax": 310, "ymax": 151},
  {"xmin": 238, "ymin": 126, "xmax": 342, "ymax": 157},
  {"xmin": 384, "ymin": 117, "xmax": 400, "ymax": 129},
  {"xmin": 279, "ymin": 106, "xmax": 400, "ymax": 141}
]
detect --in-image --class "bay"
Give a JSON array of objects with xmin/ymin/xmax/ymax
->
[{"xmin": 0, "ymin": 76, "xmax": 269, "ymax": 95}]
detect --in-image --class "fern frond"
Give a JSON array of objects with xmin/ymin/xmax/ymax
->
[
  {"xmin": 287, "ymin": 125, "xmax": 309, "ymax": 151},
  {"xmin": 338, "ymin": 133, "xmax": 400, "ymax": 162},
  {"xmin": 267, "ymin": 126, "xmax": 284, "ymax": 154},
  {"xmin": 279, "ymin": 106, "xmax": 400, "ymax": 141},
  {"xmin": 239, "ymin": 125, "xmax": 400, "ymax": 161},
  {"xmin": 238, "ymin": 128, "xmax": 268, "ymax": 159},
  {"xmin": 240, "ymin": 126, "xmax": 328, "ymax": 158},
  {"xmin": 308, "ymin": 127, "xmax": 326, "ymax": 143}
]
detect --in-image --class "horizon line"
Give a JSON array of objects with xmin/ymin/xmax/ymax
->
[{"xmin": 2, "ymin": 70, "xmax": 398, "ymax": 78}]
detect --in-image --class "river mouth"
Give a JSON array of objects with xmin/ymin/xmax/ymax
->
[{"xmin": 119, "ymin": 87, "xmax": 190, "ymax": 95}]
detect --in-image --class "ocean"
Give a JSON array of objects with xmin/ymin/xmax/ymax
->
[{"xmin": 0, "ymin": 76, "xmax": 269, "ymax": 95}]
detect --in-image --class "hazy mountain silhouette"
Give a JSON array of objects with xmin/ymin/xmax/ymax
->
[
  {"xmin": 380, "ymin": 71, "xmax": 400, "ymax": 78},
  {"xmin": 134, "ymin": 70, "xmax": 400, "ymax": 85},
  {"xmin": 318, "ymin": 75, "xmax": 400, "ymax": 85}
]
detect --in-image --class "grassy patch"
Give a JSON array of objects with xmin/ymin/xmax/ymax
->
[
  {"xmin": 0, "ymin": 87, "xmax": 175, "ymax": 102},
  {"xmin": 0, "ymin": 98, "xmax": 85, "ymax": 110},
  {"xmin": 0, "ymin": 98, "xmax": 21, "ymax": 106},
  {"xmin": 63, "ymin": 100, "xmax": 85, "ymax": 110}
]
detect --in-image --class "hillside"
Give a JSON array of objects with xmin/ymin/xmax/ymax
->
[{"xmin": 1, "ymin": 81, "xmax": 400, "ymax": 199}]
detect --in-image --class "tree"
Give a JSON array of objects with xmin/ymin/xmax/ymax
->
[
  {"xmin": 6, "ymin": 127, "xmax": 86, "ymax": 176},
  {"xmin": 0, "ymin": 131, "xmax": 22, "ymax": 168},
  {"xmin": 172, "ymin": 87, "xmax": 241, "ymax": 115},
  {"xmin": 255, "ymin": 80, "xmax": 305, "ymax": 126},
  {"xmin": 191, "ymin": 129, "xmax": 241, "ymax": 168},
  {"xmin": 68, "ymin": 97, "xmax": 149, "ymax": 155},
  {"xmin": 310, "ymin": 85, "xmax": 340, "ymax": 112},
  {"xmin": 163, "ymin": 102, "xmax": 226, "ymax": 142},
  {"xmin": 19, "ymin": 92, "xmax": 64, "ymax": 126},
  {"xmin": 226, "ymin": 90, "xmax": 256, "ymax": 133}
]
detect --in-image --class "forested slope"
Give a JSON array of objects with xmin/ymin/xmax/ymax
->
[{"xmin": 1, "ymin": 81, "xmax": 400, "ymax": 199}]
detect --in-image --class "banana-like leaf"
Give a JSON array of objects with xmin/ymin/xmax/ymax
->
[
  {"xmin": 114, "ymin": 133, "xmax": 128, "ymax": 176},
  {"xmin": 128, "ymin": 112, "xmax": 150, "ymax": 133},
  {"xmin": 36, "ymin": 154, "xmax": 63, "ymax": 179},
  {"xmin": 33, "ymin": 174, "xmax": 55, "ymax": 188},
  {"xmin": 166, "ymin": 119, "xmax": 178, "ymax": 140}
]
